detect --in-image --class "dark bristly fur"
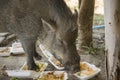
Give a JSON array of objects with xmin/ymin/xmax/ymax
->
[{"xmin": 0, "ymin": 0, "xmax": 80, "ymax": 73}]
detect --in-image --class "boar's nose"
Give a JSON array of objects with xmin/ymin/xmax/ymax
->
[
  {"xmin": 64, "ymin": 62, "xmax": 80, "ymax": 73},
  {"xmin": 71, "ymin": 64, "xmax": 80, "ymax": 73}
]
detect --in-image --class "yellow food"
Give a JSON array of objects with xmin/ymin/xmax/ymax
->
[
  {"xmin": 78, "ymin": 62, "xmax": 97, "ymax": 76},
  {"xmin": 38, "ymin": 72, "xmax": 64, "ymax": 80},
  {"xmin": 51, "ymin": 58, "xmax": 63, "ymax": 67},
  {"xmin": 0, "ymin": 48, "xmax": 9, "ymax": 53},
  {"xmin": 22, "ymin": 63, "xmax": 46, "ymax": 71},
  {"xmin": 80, "ymin": 63, "xmax": 93, "ymax": 71}
]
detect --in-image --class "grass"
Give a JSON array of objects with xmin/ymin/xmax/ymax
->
[{"xmin": 93, "ymin": 14, "xmax": 104, "ymax": 26}]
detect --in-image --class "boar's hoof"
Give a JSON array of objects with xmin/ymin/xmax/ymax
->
[
  {"xmin": 28, "ymin": 64, "xmax": 39, "ymax": 71},
  {"xmin": 34, "ymin": 52, "xmax": 42, "ymax": 60}
]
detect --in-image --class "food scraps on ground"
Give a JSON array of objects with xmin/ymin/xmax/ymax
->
[
  {"xmin": 77, "ymin": 62, "xmax": 98, "ymax": 77},
  {"xmin": 51, "ymin": 57, "xmax": 63, "ymax": 67},
  {"xmin": 37, "ymin": 71, "xmax": 64, "ymax": 80},
  {"xmin": 22, "ymin": 63, "xmax": 47, "ymax": 72},
  {"xmin": 0, "ymin": 47, "xmax": 9, "ymax": 53}
]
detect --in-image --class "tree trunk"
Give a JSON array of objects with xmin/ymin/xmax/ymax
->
[
  {"xmin": 105, "ymin": 0, "xmax": 120, "ymax": 80},
  {"xmin": 78, "ymin": 0, "xmax": 81, "ymax": 8},
  {"xmin": 78, "ymin": 0, "xmax": 95, "ymax": 50}
]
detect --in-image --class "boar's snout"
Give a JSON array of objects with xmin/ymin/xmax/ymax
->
[{"xmin": 63, "ymin": 55, "xmax": 80, "ymax": 73}]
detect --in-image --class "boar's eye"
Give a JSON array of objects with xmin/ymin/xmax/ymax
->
[{"xmin": 56, "ymin": 39, "xmax": 64, "ymax": 48}]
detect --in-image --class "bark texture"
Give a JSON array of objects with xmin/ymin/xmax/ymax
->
[
  {"xmin": 78, "ymin": 0, "xmax": 95, "ymax": 49},
  {"xmin": 105, "ymin": 0, "xmax": 120, "ymax": 79}
]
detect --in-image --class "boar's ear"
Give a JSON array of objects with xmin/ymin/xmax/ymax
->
[
  {"xmin": 73, "ymin": 9, "xmax": 78, "ymax": 21},
  {"xmin": 42, "ymin": 19, "xmax": 56, "ymax": 32}
]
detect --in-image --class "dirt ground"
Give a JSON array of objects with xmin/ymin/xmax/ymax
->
[
  {"xmin": 0, "ymin": 52, "xmax": 105, "ymax": 80},
  {"xmin": 0, "ymin": 27, "xmax": 105, "ymax": 80}
]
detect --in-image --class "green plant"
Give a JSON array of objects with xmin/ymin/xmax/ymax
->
[
  {"xmin": 82, "ymin": 45, "xmax": 98, "ymax": 54},
  {"xmin": 81, "ymin": 42, "xmax": 98, "ymax": 54},
  {"xmin": 10, "ymin": 77, "xmax": 19, "ymax": 80}
]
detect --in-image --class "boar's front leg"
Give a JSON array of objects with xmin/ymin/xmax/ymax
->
[
  {"xmin": 20, "ymin": 38, "xmax": 38, "ymax": 70},
  {"xmin": 34, "ymin": 50, "xmax": 42, "ymax": 60}
]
